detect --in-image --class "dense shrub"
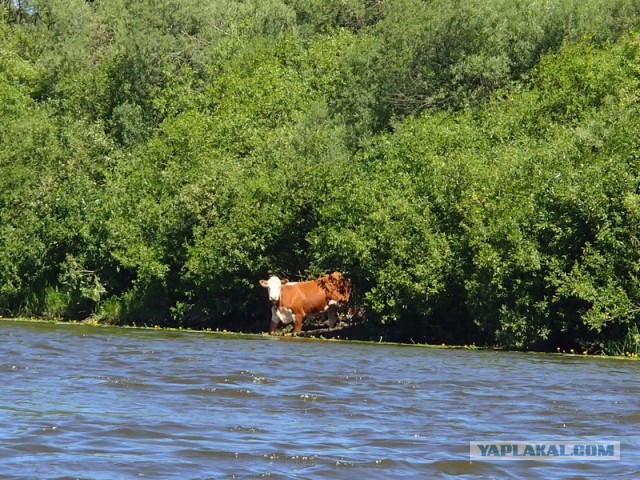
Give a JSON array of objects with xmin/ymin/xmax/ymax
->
[{"xmin": 2, "ymin": 1, "xmax": 640, "ymax": 352}]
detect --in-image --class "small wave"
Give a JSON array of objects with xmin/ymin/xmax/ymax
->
[
  {"xmin": 225, "ymin": 426, "xmax": 268, "ymax": 434},
  {"xmin": 107, "ymin": 426, "xmax": 170, "ymax": 441},
  {"xmin": 1, "ymin": 364, "xmax": 32, "ymax": 372},
  {"xmin": 179, "ymin": 448, "xmax": 260, "ymax": 463},
  {"xmin": 94, "ymin": 376, "xmax": 146, "ymax": 386},
  {"xmin": 262, "ymin": 452, "xmax": 318, "ymax": 465},
  {"xmin": 298, "ymin": 394, "xmax": 322, "ymax": 402},
  {"xmin": 251, "ymin": 376, "xmax": 274, "ymax": 385},
  {"xmin": 170, "ymin": 356, "xmax": 201, "ymax": 363},
  {"xmin": 161, "ymin": 375, "xmax": 205, "ymax": 386},
  {"xmin": 11, "ymin": 442, "xmax": 65, "ymax": 454},
  {"xmin": 181, "ymin": 387, "xmax": 258, "ymax": 398}
]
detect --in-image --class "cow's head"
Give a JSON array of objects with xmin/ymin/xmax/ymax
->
[{"xmin": 259, "ymin": 276, "xmax": 287, "ymax": 304}]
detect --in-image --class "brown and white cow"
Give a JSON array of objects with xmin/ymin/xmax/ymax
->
[{"xmin": 259, "ymin": 272, "xmax": 351, "ymax": 334}]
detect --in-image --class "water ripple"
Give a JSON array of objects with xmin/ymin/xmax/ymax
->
[{"xmin": 0, "ymin": 321, "xmax": 638, "ymax": 479}]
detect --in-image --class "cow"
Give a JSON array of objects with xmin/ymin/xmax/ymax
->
[{"xmin": 259, "ymin": 272, "xmax": 351, "ymax": 334}]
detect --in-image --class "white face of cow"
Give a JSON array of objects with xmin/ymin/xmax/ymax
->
[{"xmin": 260, "ymin": 276, "xmax": 285, "ymax": 304}]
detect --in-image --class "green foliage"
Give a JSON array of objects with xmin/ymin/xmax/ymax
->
[
  {"xmin": 462, "ymin": 35, "xmax": 640, "ymax": 349},
  {"xmin": 2, "ymin": 0, "xmax": 640, "ymax": 351},
  {"xmin": 286, "ymin": 0, "xmax": 374, "ymax": 33},
  {"xmin": 371, "ymin": 0, "xmax": 640, "ymax": 122}
]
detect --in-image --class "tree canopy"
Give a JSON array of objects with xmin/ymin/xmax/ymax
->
[{"xmin": 2, "ymin": 0, "xmax": 640, "ymax": 353}]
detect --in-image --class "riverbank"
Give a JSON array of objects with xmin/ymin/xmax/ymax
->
[{"xmin": 3, "ymin": 317, "xmax": 637, "ymax": 361}]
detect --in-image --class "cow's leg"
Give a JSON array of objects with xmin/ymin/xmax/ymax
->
[
  {"xmin": 269, "ymin": 320, "xmax": 279, "ymax": 334},
  {"xmin": 326, "ymin": 300, "xmax": 340, "ymax": 329},
  {"xmin": 327, "ymin": 304, "xmax": 338, "ymax": 329},
  {"xmin": 293, "ymin": 312, "xmax": 304, "ymax": 334},
  {"xmin": 269, "ymin": 306, "xmax": 279, "ymax": 334}
]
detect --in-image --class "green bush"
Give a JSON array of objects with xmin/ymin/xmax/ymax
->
[{"xmin": 2, "ymin": 1, "xmax": 640, "ymax": 351}]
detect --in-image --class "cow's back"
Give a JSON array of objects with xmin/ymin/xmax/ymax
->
[
  {"xmin": 320, "ymin": 272, "xmax": 351, "ymax": 304},
  {"xmin": 279, "ymin": 273, "xmax": 350, "ymax": 315},
  {"xmin": 280, "ymin": 280, "xmax": 327, "ymax": 315}
]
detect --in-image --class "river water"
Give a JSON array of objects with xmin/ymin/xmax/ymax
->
[{"xmin": 0, "ymin": 320, "xmax": 637, "ymax": 479}]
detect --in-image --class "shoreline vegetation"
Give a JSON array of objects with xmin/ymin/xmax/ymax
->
[
  {"xmin": 3, "ymin": 1, "xmax": 640, "ymax": 355},
  {"xmin": 4, "ymin": 316, "xmax": 640, "ymax": 360}
]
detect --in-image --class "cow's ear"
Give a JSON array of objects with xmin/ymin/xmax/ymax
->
[
  {"xmin": 259, "ymin": 280, "xmax": 269, "ymax": 288},
  {"xmin": 281, "ymin": 279, "xmax": 288, "ymax": 285}
]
